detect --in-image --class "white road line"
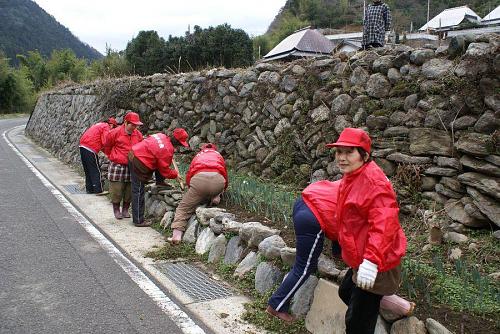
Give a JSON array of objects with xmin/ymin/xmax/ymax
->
[{"xmin": 3, "ymin": 126, "xmax": 206, "ymax": 334}]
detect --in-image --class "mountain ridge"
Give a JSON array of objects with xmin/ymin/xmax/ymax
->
[{"xmin": 0, "ymin": 0, "xmax": 102, "ymax": 65}]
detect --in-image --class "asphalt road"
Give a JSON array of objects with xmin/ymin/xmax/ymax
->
[{"xmin": 0, "ymin": 118, "xmax": 197, "ymax": 334}]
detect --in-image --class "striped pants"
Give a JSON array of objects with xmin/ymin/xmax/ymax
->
[{"xmin": 268, "ymin": 197, "xmax": 324, "ymax": 313}]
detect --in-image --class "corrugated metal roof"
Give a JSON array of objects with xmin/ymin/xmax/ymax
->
[
  {"xmin": 264, "ymin": 29, "xmax": 333, "ymax": 59},
  {"xmin": 482, "ymin": 5, "xmax": 500, "ymax": 23},
  {"xmin": 419, "ymin": 6, "xmax": 481, "ymax": 31}
]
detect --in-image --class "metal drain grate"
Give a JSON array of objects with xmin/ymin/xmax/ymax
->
[
  {"xmin": 154, "ymin": 262, "xmax": 233, "ymax": 302},
  {"xmin": 63, "ymin": 184, "xmax": 86, "ymax": 194}
]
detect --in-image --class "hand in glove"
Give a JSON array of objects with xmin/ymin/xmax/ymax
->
[{"xmin": 356, "ymin": 259, "xmax": 378, "ymax": 290}]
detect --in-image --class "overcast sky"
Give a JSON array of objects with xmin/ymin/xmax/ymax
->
[{"xmin": 33, "ymin": 0, "xmax": 286, "ymax": 55}]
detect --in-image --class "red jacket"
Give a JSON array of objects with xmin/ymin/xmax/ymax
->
[
  {"xmin": 79, "ymin": 122, "xmax": 111, "ymax": 154},
  {"xmin": 103, "ymin": 125, "xmax": 143, "ymax": 165},
  {"xmin": 302, "ymin": 180, "xmax": 340, "ymax": 241},
  {"xmin": 186, "ymin": 148, "xmax": 228, "ymax": 188},
  {"xmin": 336, "ymin": 161, "xmax": 406, "ymax": 272},
  {"xmin": 131, "ymin": 133, "xmax": 178, "ymax": 179}
]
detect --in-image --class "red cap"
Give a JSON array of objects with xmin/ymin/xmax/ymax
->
[
  {"xmin": 124, "ymin": 112, "xmax": 143, "ymax": 125},
  {"xmin": 201, "ymin": 143, "xmax": 218, "ymax": 151},
  {"xmin": 107, "ymin": 117, "xmax": 118, "ymax": 126},
  {"xmin": 326, "ymin": 128, "xmax": 372, "ymax": 154},
  {"xmin": 173, "ymin": 128, "xmax": 189, "ymax": 147}
]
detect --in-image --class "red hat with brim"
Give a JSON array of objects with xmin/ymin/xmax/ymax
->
[
  {"xmin": 326, "ymin": 128, "xmax": 372, "ymax": 154},
  {"xmin": 124, "ymin": 112, "xmax": 143, "ymax": 125},
  {"xmin": 173, "ymin": 128, "xmax": 189, "ymax": 147}
]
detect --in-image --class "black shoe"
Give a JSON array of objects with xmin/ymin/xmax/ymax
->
[{"xmin": 134, "ymin": 221, "xmax": 152, "ymax": 227}]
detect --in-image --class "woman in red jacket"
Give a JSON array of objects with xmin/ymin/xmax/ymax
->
[
  {"xmin": 327, "ymin": 128, "xmax": 406, "ymax": 334},
  {"xmin": 267, "ymin": 180, "xmax": 340, "ymax": 322},
  {"xmin": 79, "ymin": 117, "xmax": 117, "ymax": 194},
  {"xmin": 167, "ymin": 143, "xmax": 228, "ymax": 244},
  {"xmin": 103, "ymin": 112, "xmax": 143, "ymax": 220}
]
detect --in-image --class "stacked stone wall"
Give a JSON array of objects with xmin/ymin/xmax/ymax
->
[{"xmin": 26, "ymin": 33, "xmax": 500, "ymax": 229}]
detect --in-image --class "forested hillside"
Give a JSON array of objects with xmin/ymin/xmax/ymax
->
[{"xmin": 0, "ymin": 0, "xmax": 102, "ymax": 65}]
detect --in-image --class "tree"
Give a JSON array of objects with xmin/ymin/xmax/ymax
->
[
  {"xmin": 269, "ymin": 12, "xmax": 309, "ymax": 47},
  {"xmin": 253, "ymin": 35, "xmax": 271, "ymax": 60},
  {"xmin": 17, "ymin": 50, "xmax": 48, "ymax": 91},
  {"xmin": 89, "ymin": 45, "xmax": 130, "ymax": 79},
  {"xmin": 125, "ymin": 31, "xmax": 167, "ymax": 75},
  {"xmin": 45, "ymin": 49, "xmax": 87, "ymax": 85},
  {"xmin": 0, "ymin": 52, "xmax": 35, "ymax": 113}
]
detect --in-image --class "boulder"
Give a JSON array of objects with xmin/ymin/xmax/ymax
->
[
  {"xmin": 421, "ymin": 58, "xmax": 454, "ymax": 79},
  {"xmin": 254, "ymin": 261, "xmax": 283, "ymax": 294},
  {"xmin": 409, "ymin": 128, "xmax": 452, "ymax": 156},
  {"xmin": 391, "ymin": 316, "xmax": 427, "ymax": 334},
  {"xmin": 410, "ymin": 49, "xmax": 434, "ymax": 65},
  {"xmin": 366, "ymin": 73, "xmax": 391, "ymax": 98},
  {"xmin": 466, "ymin": 187, "xmax": 500, "ymax": 227},
  {"xmin": 239, "ymin": 222, "xmax": 280, "ymax": 248},
  {"xmin": 208, "ymin": 234, "xmax": 228, "ymax": 263},
  {"xmin": 455, "ymin": 133, "xmax": 495, "ymax": 157},
  {"xmin": 195, "ymin": 227, "xmax": 217, "ymax": 255},
  {"xmin": 224, "ymin": 236, "xmax": 244, "ymax": 265},
  {"xmin": 258, "ymin": 235, "xmax": 286, "ymax": 260},
  {"xmin": 458, "ymin": 173, "xmax": 500, "ymax": 200},
  {"xmin": 290, "ymin": 275, "xmax": 319, "ymax": 318},
  {"xmin": 234, "ymin": 251, "xmax": 258, "ymax": 278}
]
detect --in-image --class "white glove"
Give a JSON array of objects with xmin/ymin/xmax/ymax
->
[{"xmin": 357, "ymin": 259, "xmax": 378, "ymax": 290}]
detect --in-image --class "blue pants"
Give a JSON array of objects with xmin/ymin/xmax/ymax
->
[{"xmin": 268, "ymin": 197, "xmax": 324, "ymax": 312}]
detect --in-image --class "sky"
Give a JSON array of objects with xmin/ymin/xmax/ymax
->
[{"xmin": 33, "ymin": 0, "xmax": 286, "ymax": 55}]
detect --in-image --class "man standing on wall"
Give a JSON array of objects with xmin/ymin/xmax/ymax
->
[
  {"xmin": 79, "ymin": 117, "xmax": 118, "ymax": 194},
  {"xmin": 362, "ymin": 0, "xmax": 392, "ymax": 49}
]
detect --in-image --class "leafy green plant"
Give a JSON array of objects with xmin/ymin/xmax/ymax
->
[{"xmin": 223, "ymin": 169, "xmax": 298, "ymax": 226}]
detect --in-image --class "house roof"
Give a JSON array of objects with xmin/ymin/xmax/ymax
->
[
  {"xmin": 419, "ymin": 6, "xmax": 481, "ymax": 31},
  {"xmin": 482, "ymin": 5, "xmax": 500, "ymax": 24},
  {"xmin": 263, "ymin": 28, "xmax": 333, "ymax": 60}
]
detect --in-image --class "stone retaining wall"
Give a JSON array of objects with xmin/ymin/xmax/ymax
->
[{"xmin": 26, "ymin": 34, "xmax": 500, "ymax": 230}]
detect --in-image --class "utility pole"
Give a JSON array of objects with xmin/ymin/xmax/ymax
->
[
  {"xmin": 427, "ymin": 0, "xmax": 430, "ymax": 24},
  {"xmin": 426, "ymin": 0, "xmax": 430, "ymax": 34}
]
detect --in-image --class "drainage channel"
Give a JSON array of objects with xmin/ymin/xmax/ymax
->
[
  {"xmin": 63, "ymin": 184, "xmax": 87, "ymax": 194},
  {"xmin": 154, "ymin": 262, "xmax": 233, "ymax": 302}
]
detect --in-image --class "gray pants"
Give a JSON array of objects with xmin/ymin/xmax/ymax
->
[{"xmin": 129, "ymin": 161, "xmax": 145, "ymax": 225}]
